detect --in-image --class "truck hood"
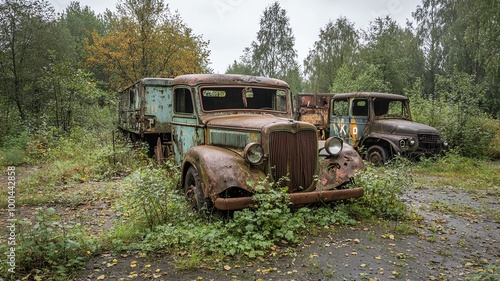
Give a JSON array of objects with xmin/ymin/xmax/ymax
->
[
  {"xmin": 204, "ymin": 114, "xmax": 301, "ymax": 130},
  {"xmin": 373, "ymin": 119, "xmax": 440, "ymax": 135}
]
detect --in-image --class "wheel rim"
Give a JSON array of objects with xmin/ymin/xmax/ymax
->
[
  {"xmin": 369, "ymin": 150, "xmax": 382, "ymax": 164},
  {"xmin": 367, "ymin": 146, "xmax": 386, "ymax": 166}
]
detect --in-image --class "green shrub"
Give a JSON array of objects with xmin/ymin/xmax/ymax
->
[
  {"xmin": 0, "ymin": 208, "xmax": 97, "ymax": 280},
  {"xmin": 137, "ymin": 175, "xmax": 359, "ymax": 261},
  {"xmin": 0, "ymin": 129, "xmax": 30, "ymax": 166},
  {"xmin": 124, "ymin": 162, "xmax": 182, "ymax": 228},
  {"xmin": 348, "ymin": 158, "xmax": 412, "ymax": 220},
  {"xmin": 407, "ymin": 73, "xmax": 498, "ymax": 160}
]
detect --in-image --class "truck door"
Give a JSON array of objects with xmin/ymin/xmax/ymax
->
[
  {"xmin": 349, "ymin": 98, "xmax": 369, "ymax": 146},
  {"xmin": 330, "ymin": 98, "xmax": 369, "ymax": 147},
  {"xmin": 171, "ymin": 87, "xmax": 204, "ymax": 165},
  {"xmin": 330, "ymin": 98, "xmax": 350, "ymax": 143}
]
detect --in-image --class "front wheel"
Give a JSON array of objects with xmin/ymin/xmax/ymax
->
[
  {"xmin": 366, "ymin": 145, "xmax": 388, "ymax": 166},
  {"xmin": 184, "ymin": 166, "xmax": 213, "ymax": 212}
]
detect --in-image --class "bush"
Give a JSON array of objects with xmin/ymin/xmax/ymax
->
[
  {"xmin": 0, "ymin": 208, "xmax": 97, "ymax": 280},
  {"xmin": 124, "ymin": 162, "xmax": 182, "ymax": 228},
  {"xmin": 0, "ymin": 129, "xmax": 30, "ymax": 166},
  {"xmin": 134, "ymin": 174, "xmax": 359, "ymax": 262},
  {"xmin": 407, "ymin": 73, "xmax": 498, "ymax": 160},
  {"xmin": 347, "ymin": 158, "xmax": 412, "ymax": 220}
]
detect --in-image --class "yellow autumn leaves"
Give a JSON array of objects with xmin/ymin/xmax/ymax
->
[{"xmin": 85, "ymin": 0, "xmax": 210, "ymax": 91}]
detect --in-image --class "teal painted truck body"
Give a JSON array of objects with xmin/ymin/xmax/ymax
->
[{"xmin": 118, "ymin": 78, "xmax": 174, "ymax": 137}]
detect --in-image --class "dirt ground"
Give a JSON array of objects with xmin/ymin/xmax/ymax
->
[
  {"xmin": 74, "ymin": 183, "xmax": 499, "ymax": 281},
  {"xmin": 2, "ymin": 169, "xmax": 499, "ymax": 281}
]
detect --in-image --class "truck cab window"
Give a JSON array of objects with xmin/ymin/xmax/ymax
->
[
  {"xmin": 174, "ymin": 88, "xmax": 194, "ymax": 114},
  {"xmin": 333, "ymin": 99, "xmax": 349, "ymax": 116},
  {"xmin": 352, "ymin": 99, "xmax": 368, "ymax": 116}
]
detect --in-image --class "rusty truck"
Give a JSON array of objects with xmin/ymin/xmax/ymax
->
[
  {"xmin": 118, "ymin": 74, "xmax": 365, "ymax": 211},
  {"xmin": 297, "ymin": 92, "xmax": 447, "ymax": 165}
]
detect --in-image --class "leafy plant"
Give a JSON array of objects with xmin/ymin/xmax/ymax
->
[
  {"xmin": 0, "ymin": 208, "xmax": 97, "ymax": 280},
  {"xmin": 123, "ymin": 162, "xmax": 182, "ymax": 228},
  {"xmin": 347, "ymin": 157, "xmax": 412, "ymax": 220}
]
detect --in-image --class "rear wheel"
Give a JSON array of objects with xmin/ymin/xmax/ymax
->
[
  {"xmin": 184, "ymin": 166, "xmax": 212, "ymax": 212},
  {"xmin": 366, "ymin": 145, "xmax": 388, "ymax": 166}
]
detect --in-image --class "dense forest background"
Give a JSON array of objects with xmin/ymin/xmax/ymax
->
[{"xmin": 0, "ymin": 0, "xmax": 499, "ymax": 160}]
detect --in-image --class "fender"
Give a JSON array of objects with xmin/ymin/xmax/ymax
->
[
  {"xmin": 182, "ymin": 145, "xmax": 266, "ymax": 200},
  {"xmin": 361, "ymin": 133, "xmax": 404, "ymax": 154},
  {"xmin": 317, "ymin": 143, "xmax": 365, "ymax": 190}
]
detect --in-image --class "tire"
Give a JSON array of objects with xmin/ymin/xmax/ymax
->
[
  {"xmin": 184, "ymin": 166, "xmax": 213, "ymax": 212},
  {"xmin": 366, "ymin": 145, "xmax": 388, "ymax": 166}
]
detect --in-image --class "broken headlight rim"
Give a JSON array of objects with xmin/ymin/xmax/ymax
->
[
  {"xmin": 399, "ymin": 139, "xmax": 407, "ymax": 148},
  {"xmin": 244, "ymin": 142, "xmax": 264, "ymax": 164},
  {"xmin": 324, "ymin": 137, "xmax": 343, "ymax": 156}
]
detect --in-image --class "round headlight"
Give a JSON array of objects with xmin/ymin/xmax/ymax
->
[
  {"xmin": 409, "ymin": 138, "xmax": 416, "ymax": 146},
  {"xmin": 244, "ymin": 142, "xmax": 264, "ymax": 164},
  {"xmin": 324, "ymin": 137, "xmax": 343, "ymax": 156}
]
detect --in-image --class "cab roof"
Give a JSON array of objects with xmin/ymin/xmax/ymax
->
[
  {"xmin": 172, "ymin": 74, "xmax": 290, "ymax": 88},
  {"xmin": 333, "ymin": 92, "xmax": 408, "ymax": 100}
]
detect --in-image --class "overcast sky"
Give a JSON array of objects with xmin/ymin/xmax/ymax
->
[{"xmin": 49, "ymin": 0, "xmax": 422, "ymax": 74}]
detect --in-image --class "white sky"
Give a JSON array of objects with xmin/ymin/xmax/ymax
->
[{"xmin": 50, "ymin": 0, "xmax": 421, "ymax": 74}]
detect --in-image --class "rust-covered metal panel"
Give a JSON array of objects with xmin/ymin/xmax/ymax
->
[
  {"xmin": 213, "ymin": 188, "xmax": 364, "ymax": 211},
  {"xmin": 317, "ymin": 143, "xmax": 365, "ymax": 190},
  {"xmin": 173, "ymin": 74, "xmax": 290, "ymax": 88}
]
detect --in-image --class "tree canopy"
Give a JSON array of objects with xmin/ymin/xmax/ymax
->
[{"xmin": 85, "ymin": 0, "xmax": 210, "ymax": 90}]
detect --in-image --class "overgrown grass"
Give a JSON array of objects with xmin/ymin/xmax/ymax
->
[
  {"xmin": 104, "ymin": 160, "xmax": 412, "ymax": 269},
  {"xmin": 0, "ymin": 127, "xmax": 149, "ymax": 208},
  {"xmin": 0, "ymin": 208, "xmax": 98, "ymax": 280},
  {"xmin": 412, "ymin": 151, "xmax": 500, "ymax": 194}
]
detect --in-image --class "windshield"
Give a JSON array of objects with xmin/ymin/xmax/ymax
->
[
  {"xmin": 373, "ymin": 98, "xmax": 410, "ymax": 119},
  {"xmin": 201, "ymin": 86, "xmax": 288, "ymax": 112}
]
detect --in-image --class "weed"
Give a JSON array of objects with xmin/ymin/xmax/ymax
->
[
  {"xmin": 347, "ymin": 158, "xmax": 412, "ymax": 220},
  {"xmin": 0, "ymin": 208, "xmax": 97, "ymax": 280},
  {"xmin": 123, "ymin": 162, "xmax": 182, "ymax": 228}
]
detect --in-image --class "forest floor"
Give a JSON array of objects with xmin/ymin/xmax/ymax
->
[{"xmin": 2, "ymin": 168, "xmax": 499, "ymax": 281}]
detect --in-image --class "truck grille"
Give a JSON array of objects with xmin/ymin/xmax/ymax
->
[
  {"xmin": 269, "ymin": 130, "xmax": 317, "ymax": 192},
  {"xmin": 418, "ymin": 134, "xmax": 440, "ymax": 151}
]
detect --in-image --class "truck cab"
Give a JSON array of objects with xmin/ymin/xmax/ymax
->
[
  {"xmin": 119, "ymin": 74, "xmax": 365, "ymax": 211},
  {"xmin": 329, "ymin": 92, "xmax": 447, "ymax": 165}
]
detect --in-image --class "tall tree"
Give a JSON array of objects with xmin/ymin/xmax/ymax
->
[
  {"xmin": 0, "ymin": 0, "xmax": 71, "ymax": 124},
  {"xmin": 360, "ymin": 16, "xmax": 424, "ymax": 95},
  {"xmin": 303, "ymin": 17, "xmax": 359, "ymax": 93},
  {"xmin": 412, "ymin": 0, "xmax": 450, "ymax": 97},
  {"xmin": 59, "ymin": 1, "xmax": 105, "ymax": 62},
  {"xmin": 85, "ymin": 0, "xmax": 211, "ymax": 90},
  {"xmin": 225, "ymin": 46, "xmax": 254, "ymax": 75},
  {"xmin": 445, "ymin": 0, "xmax": 500, "ymax": 116},
  {"xmin": 250, "ymin": 2, "xmax": 300, "ymax": 87}
]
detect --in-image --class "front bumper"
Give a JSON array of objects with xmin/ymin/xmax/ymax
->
[{"xmin": 213, "ymin": 187, "xmax": 364, "ymax": 210}]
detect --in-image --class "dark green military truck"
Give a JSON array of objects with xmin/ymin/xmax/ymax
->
[{"xmin": 330, "ymin": 92, "xmax": 447, "ymax": 165}]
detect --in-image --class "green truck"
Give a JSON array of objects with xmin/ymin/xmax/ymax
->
[{"xmin": 297, "ymin": 92, "xmax": 447, "ymax": 165}]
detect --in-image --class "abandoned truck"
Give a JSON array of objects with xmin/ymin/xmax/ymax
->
[
  {"xmin": 118, "ymin": 74, "xmax": 365, "ymax": 211},
  {"xmin": 330, "ymin": 92, "xmax": 447, "ymax": 165}
]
